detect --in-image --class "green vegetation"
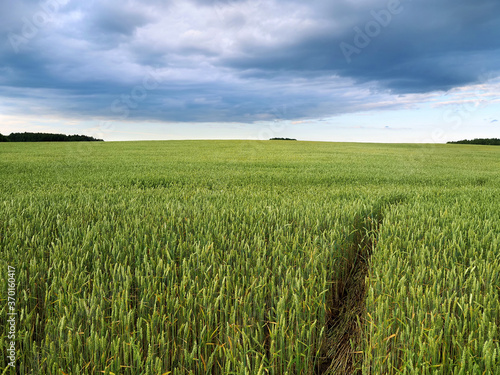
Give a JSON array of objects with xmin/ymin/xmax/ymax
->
[
  {"xmin": 447, "ymin": 138, "xmax": 500, "ymax": 145},
  {"xmin": 365, "ymin": 191, "xmax": 500, "ymax": 374},
  {"xmin": 3, "ymin": 132, "xmax": 103, "ymax": 142},
  {"xmin": 269, "ymin": 137, "xmax": 297, "ymax": 141},
  {"xmin": 0, "ymin": 133, "xmax": 9, "ymax": 142},
  {"xmin": 0, "ymin": 141, "xmax": 499, "ymax": 374}
]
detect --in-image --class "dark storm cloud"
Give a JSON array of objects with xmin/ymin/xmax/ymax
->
[
  {"xmin": 223, "ymin": 0, "xmax": 500, "ymax": 92},
  {"xmin": 0, "ymin": 0, "xmax": 499, "ymax": 123},
  {"xmin": 87, "ymin": 5, "xmax": 151, "ymax": 36}
]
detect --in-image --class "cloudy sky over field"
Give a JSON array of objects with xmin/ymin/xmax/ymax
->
[{"xmin": 1, "ymin": 0, "xmax": 499, "ymax": 142}]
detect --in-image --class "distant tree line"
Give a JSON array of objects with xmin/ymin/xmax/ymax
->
[
  {"xmin": 269, "ymin": 137, "xmax": 297, "ymax": 141},
  {"xmin": 447, "ymin": 138, "xmax": 500, "ymax": 146},
  {"xmin": 0, "ymin": 132, "xmax": 103, "ymax": 142}
]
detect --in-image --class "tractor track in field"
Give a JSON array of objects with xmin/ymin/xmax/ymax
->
[{"xmin": 317, "ymin": 198, "xmax": 402, "ymax": 375}]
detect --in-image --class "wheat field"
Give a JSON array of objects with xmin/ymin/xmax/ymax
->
[{"xmin": 1, "ymin": 141, "xmax": 499, "ymax": 374}]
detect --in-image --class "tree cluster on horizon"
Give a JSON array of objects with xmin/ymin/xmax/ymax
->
[
  {"xmin": 447, "ymin": 138, "xmax": 500, "ymax": 145},
  {"xmin": 0, "ymin": 132, "xmax": 103, "ymax": 142}
]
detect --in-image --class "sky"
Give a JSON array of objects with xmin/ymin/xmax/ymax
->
[{"xmin": 0, "ymin": 0, "xmax": 499, "ymax": 142}]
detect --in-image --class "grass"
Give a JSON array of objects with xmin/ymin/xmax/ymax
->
[{"xmin": 0, "ymin": 140, "xmax": 499, "ymax": 374}]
